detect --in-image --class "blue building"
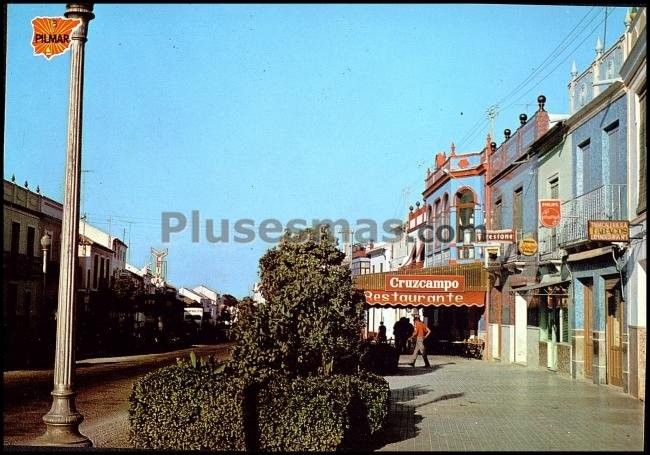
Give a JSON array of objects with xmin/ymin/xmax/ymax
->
[{"xmin": 559, "ymin": 34, "xmax": 629, "ymax": 390}]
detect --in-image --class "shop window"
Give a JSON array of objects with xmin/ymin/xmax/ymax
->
[
  {"xmin": 560, "ymin": 306, "xmax": 569, "ymax": 343},
  {"xmin": 527, "ymin": 296, "xmax": 539, "ymax": 327},
  {"xmin": 539, "ymin": 302, "xmax": 548, "ymax": 339}
]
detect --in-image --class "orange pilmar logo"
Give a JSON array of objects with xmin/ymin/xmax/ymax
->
[{"xmin": 31, "ymin": 17, "xmax": 81, "ymax": 59}]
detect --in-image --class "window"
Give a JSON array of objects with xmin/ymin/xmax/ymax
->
[
  {"xmin": 513, "ymin": 187, "xmax": 524, "ymax": 240},
  {"xmin": 638, "ymin": 90, "xmax": 646, "ymax": 214},
  {"xmin": 372, "ymin": 265, "xmax": 375, "ymax": 273},
  {"xmin": 27, "ymin": 226, "xmax": 35, "ymax": 258},
  {"xmin": 549, "ymin": 178, "xmax": 559, "ymax": 251},
  {"xmin": 11, "ymin": 222, "xmax": 20, "ymax": 256},
  {"xmin": 379, "ymin": 263, "xmax": 383, "ymax": 273},
  {"xmin": 458, "ymin": 246, "xmax": 475, "ymax": 259},
  {"xmin": 93, "ymin": 254, "xmax": 99, "ymax": 289},
  {"xmin": 606, "ymin": 121, "xmax": 624, "ymax": 186},
  {"xmin": 456, "ymin": 189, "xmax": 476, "ymax": 243},
  {"xmin": 493, "ymin": 199, "xmax": 502, "ymax": 230}
]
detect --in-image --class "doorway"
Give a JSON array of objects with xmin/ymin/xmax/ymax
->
[
  {"xmin": 605, "ymin": 278, "xmax": 623, "ymax": 387},
  {"xmin": 515, "ymin": 293, "xmax": 527, "ymax": 364},
  {"xmin": 583, "ymin": 279, "xmax": 593, "ymax": 379}
]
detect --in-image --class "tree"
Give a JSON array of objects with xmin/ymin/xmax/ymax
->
[{"xmin": 229, "ymin": 226, "xmax": 366, "ymax": 378}]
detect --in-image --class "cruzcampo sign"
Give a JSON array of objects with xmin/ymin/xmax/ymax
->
[
  {"xmin": 518, "ymin": 237, "xmax": 538, "ymax": 256},
  {"xmin": 31, "ymin": 17, "xmax": 81, "ymax": 60},
  {"xmin": 588, "ymin": 220, "xmax": 630, "ymax": 242},
  {"xmin": 384, "ymin": 274, "xmax": 465, "ymax": 293}
]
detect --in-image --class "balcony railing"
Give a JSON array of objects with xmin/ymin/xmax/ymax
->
[
  {"xmin": 558, "ymin": 184, "xmax": 627, "ymax": 247},
  {"xmin": 538, "ymin": 230, "xmax": 564, "ymax": 261}
]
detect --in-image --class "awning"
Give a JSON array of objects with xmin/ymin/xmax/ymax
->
[
  {"xmin": 567, "ymin": 246, "xmax": 615, "ymax": 262},
  {"xmin": 510, "ymin": 277, "xmax": 570, "ymax": 293}
]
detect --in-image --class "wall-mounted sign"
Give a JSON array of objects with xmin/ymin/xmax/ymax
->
[
  {"xmin": 518, "ymin": 238, "xmax": 538, "ymax": 256},
  {"xmin": 363, "ymin": 290, "xmax": 485, "ymax": 307},
  {"xmin": 540, "ymin": 199, "xmax": 562, "ymax": 228},
  {"xmin": 486, "ymin": 229, "xmax": 515, "ymax": 243},
  {"xmin": 31, "ymin": 17, "xmax": 81, "ymax": 60},
  {"xmin": 384, "ymin": 274, "xmax": 465, "ymax": 293},
  {"xmin": 588, "ymin": 220, "xmax": 630, "ymax": 242}
]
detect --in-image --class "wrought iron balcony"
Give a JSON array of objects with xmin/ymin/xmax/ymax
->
[
  {"xmin": 558, "ymin": 184, "xmax": 627, "ymax": 247},
  {"xmin": 538, "ymin": 231, "xmax": 565, "ymax": 261}
]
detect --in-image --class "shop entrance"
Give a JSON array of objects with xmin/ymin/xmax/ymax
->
[
  {"xmin": 583, "ymin": 279, "xmax": 593, "ymax": 379},
  {"xmin": 605, "ymin": 278, "xmax": 624, "ymax": 387}
]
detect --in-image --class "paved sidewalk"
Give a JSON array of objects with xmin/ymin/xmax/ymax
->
[{"xmin": 377, "ymin": 355, "xmax": 645, "ymax": 451}]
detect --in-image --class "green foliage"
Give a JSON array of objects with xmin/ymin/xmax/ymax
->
[
  {"xmin": 257, "ymin": 373, "xmax": 390, "ymax": 451},
  {"xmin": 229, "ymin": 226, "xmax": 366, "ymax": 377},
  {"xmin": 359, "ymin": 341, "xmax": 400, "ymax": 375},
  {"xmin": 129, "ymin": 355, "xmax": 390, "ymax": 451},
  {"xmin": 128, "ymin": 358, "xmax": 244, "ymax": 450}
]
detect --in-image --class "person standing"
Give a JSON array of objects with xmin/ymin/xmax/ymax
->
[
  {"xmin": 408, "ymin": 315, "xmax": 431, "ymax": 367},
  {"xmin": 393, "ymin": 318, "xmax": 406, "ymax": 354},
  {"xmin": 377, "ymin": 321, "xmax": 387, "ymax": 343}
]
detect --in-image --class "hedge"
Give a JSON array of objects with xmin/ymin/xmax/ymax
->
[
  {"xmin": 129, "ymin": 358, "xmax": 390, "ymax": 451},
  {"xmin": 128, "ymin": 357, "xmax": 248, "ymax": 450}
]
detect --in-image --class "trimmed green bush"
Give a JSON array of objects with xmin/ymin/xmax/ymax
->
[
  {"xmin": 257, "ymin": 372, "xmax": 390, "ymax": 451},
  {"xmin": 129, "ymin": 357, "xmax": 390, "ymax": 451},
  {"xmin": 128, "ymin": 357, "xmax": 248, "ymax": 450}
]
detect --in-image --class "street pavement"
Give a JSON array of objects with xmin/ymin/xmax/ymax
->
[
  {"xmin": 4, "ymin": 350, "xmax": 645, "ymax": 451},
  {"xmin": 376, "ymin": 355, "xmax": 645, "ymax": 451},
  {"xmin": 3, "ymin": 344, "xmax": 233, "ymax": 448}
]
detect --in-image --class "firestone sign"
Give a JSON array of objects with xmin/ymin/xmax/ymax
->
[{"xmin": 384, "ymin": 274, "xmax": 465, "ymax": 293}]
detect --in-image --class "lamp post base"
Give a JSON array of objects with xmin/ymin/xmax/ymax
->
[{"xmin": 32, "ymin": 391, "xmax": 93, "ymax": 447}]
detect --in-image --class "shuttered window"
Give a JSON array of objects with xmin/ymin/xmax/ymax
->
[{"xmin": 637, "ymin": 90, "xmax": 646, "ymax": 215}]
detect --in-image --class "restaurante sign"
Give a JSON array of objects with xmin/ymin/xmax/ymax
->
[
  {"xmin": 384, "ymin": 274, "xmax": 465, "ymax": 293},
  {"xmin": 364, "ymin": 290, "xmax": 485, "ymax": 307}
]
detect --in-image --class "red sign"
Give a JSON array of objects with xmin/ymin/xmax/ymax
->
[
  {"xmin": 31, "ymin": 17, "xmax": 81, "ymax": 60},
  {"xmin": 364, "ymin": 290, "xmax": 485, "ymax": 307},
  {"xmin": 540, "ymin": 199, "xmax": 561, "ymax": 228},
  {"xmin": 486, "ymin": 229, "xmax": 515, "ymax": 243},
  {"xmin": 384, "ymin": 274, "xmax": 465, "ymax": 293}
]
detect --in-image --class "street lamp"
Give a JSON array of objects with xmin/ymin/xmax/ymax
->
[
  {"xmin": 41, "ymin": 233, "xmax": 52, "ymax": 275},
  {"xmin": 36, "ymin": 2, "xmax": 95, "ymax": 448}
]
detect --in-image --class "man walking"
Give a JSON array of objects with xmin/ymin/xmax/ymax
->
[{"xmin": 408, "ymin": 315, "xmax": 431, "ymax": 367}]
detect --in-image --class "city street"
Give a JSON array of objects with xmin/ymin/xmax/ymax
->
[
  {"xmin": 3, "ymin": 343, "xmax": 233, "ymax": 448},
  {"xmin": 4, "ymin": 349, "xmax": 645, "ymax": 451}
]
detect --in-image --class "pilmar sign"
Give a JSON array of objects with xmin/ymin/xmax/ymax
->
[{"xmin": 31, "ymin": 17, "xmax": 81, "ymax": 59}]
